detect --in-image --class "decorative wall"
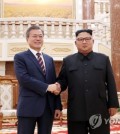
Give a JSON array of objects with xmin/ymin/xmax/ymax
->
[{"xmin": 4, "ymin": 0, "xmax": 73, "ymax": 18}]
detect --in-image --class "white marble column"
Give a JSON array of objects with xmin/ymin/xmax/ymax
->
[
  {"xmin": 0, "ymin": 0, "xmax": 4, "ymax": 17},
  {"xmin": 75, "ymin": 0, "xmax": 83, "ymax": 20}
]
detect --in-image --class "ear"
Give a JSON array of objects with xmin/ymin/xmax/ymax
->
[{"xmin": 75, "ymin": 41, "xmax": 76, "ymax": 45}]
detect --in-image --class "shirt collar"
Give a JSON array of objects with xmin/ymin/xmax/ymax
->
[
  {"xmin": 29, "ymin": 48, "xmax": 42, "ymax": 56},
  {"xmin": 77, "ymin": 51, "xmax": 93, "ymax": 60}
]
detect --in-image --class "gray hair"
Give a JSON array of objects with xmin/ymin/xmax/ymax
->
[{"xmin": 26, "ymin": 25, "xmax": 44, "ymax": 39}]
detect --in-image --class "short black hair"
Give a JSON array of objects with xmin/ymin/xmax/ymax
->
[
  {"xmin": 75, "ymin": 29, "xmax": 92, "ymax": 37},
  {"xmin": 26, "ymin": 25, "xmax": 44, "ymax": 39}
]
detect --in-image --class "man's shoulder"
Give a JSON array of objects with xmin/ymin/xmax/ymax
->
[
  {"xmin": 93, "ymin": 52, "xmax": 108, "ymax": 59},
  {"xmin": 64, "ymin": 53, "xmax": 77, "ymax": 60},
  {"xmin": 15, "ymin": 50, "xmax": 28, "ymax": 56},
  {"xmin": 42, "ymin": 53, "xmax": 53, "ymax": 60}
]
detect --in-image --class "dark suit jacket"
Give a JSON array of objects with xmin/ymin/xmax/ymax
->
[
  {"xmin": 14, "ymin": 49, "xmax": 62, "ymax": 117},
  {"xmin": 58, "ymin": 51, "xmax": 119, "ymax": 121}
]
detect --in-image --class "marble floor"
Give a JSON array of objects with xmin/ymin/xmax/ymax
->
[{"xmin": 0, "ymin": 120, "xmax": 120, "ymax": 134}]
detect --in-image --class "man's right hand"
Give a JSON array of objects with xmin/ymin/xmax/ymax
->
[{"xmin": 48, "ymin": 83, "xmax": 61, "ymax": 95}]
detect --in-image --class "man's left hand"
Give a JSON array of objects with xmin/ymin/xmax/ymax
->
[
  {"xmin": 109, "ymin": 108, "xmax": 118, "ymax": 116},
  {"xmin": 54, "ymin": 109, "xmax": 62, "ymax": 119}
]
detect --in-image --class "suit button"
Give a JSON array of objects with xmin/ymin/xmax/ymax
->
[
  {"xmin": 84, "ymin": 63, "xmax": 87, "ymax": 66},
  {"xmin": 84, "ymin": 71, "xmax": 87, "ymax": 74},
  {"xmin": 85, "ymin": 89, "xmax": 88, "ymax": 92},
  {"xmin": 85, "ymin": 80, "xmax": 87, "ymax": 82}
]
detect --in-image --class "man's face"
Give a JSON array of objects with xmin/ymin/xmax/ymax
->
[
  {"xmin": 27, "ymin": 29, "xmax": 44, "ymax": 51},
  {"xmin": 75, "ymin": 32, "xmax": 94, "ymax": 55}
]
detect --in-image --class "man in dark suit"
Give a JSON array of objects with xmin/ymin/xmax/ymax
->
[
  {"xmin": 57, "ymin": 29, "xmax": 119, "ymax": 134},
  {"xmin": 14, "ymin": 25, "xmax": 62, "ymax": 134}
]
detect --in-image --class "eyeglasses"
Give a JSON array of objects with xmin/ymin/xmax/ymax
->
[{"xmin": 76, "ymin": 37, "xmax": 92, "ymax": 42}]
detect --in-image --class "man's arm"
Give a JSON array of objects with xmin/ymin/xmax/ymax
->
[
  {"xmin": 106, "ymin": 57, "xmax": 119, "ymax": 116},
  {"xmin": 14, "ymin": 53, "xmax": 48, "ymax": 96},
  {"xmin": 57, "ymin": 59, "xmax": 68, "ymax": 91}
]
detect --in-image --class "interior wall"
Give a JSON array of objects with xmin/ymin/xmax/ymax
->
[{"xmin": 5, "ymin": 62, "xmax": 15, "ymax": 77}]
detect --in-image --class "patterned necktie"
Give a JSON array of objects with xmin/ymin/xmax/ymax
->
[{"xmin": 36, "ymin": 53, "xmax": 46, "ymax": 75}]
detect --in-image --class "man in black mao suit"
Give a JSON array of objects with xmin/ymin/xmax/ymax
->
[
  {"xmin": 57, "ymin": 29, "xmax": 119, "ymax": 134},
  {"xmin": 14, "ymin": 25, "xmax": 62, "ymax": 134}
]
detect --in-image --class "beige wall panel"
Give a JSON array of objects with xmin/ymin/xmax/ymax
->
[
  {"xmin": 43, "ymin": 43, "xmax": 73, "ymax": 58},
  {"xmin": 7, "ymin": 43, "xmax": 28, "ymax": 57},
  {"xmin": 7, "ymin": 42, "xmax": 73, "ymax": 59}
]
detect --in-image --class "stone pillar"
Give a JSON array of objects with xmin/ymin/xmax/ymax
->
[
  {"xmin": 110, "ymin": 0, "xmax": 120, "ymax": 92},
  {"xmin": 75, "ymin": 0, "xmax": 83, "ymax": 20},
  {"xmin": 0, "ymin": 0, "xmax": 4, "ymax": 17},
  {"xmin": 82, "ymin": 0, "xmax": 94, "ymax": 28},
  {"xmin": 82, "ymin": 0, "xmax": 94, "ymax": 20}
]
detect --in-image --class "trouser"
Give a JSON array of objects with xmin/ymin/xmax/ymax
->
[
  {"xmin": 68, "ymin": 120, "xmax": 110, "ymax": 134},
  {"xmin": 17, "ymin": 104, "xmax": 54, "ymax": 134}
]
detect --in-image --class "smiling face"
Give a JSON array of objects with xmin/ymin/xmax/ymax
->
[
  {"xmin": 26, "ymin": 29, "xmax": 44, "ymax": 52},
  {"xmin": 75, "ymin": 32, "xmax": 94, "ymax": 55}
]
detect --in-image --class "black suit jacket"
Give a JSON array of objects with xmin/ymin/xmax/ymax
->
[{"xmin": 58, "ymin": 51, "xmax": 119, "ymax": 121}]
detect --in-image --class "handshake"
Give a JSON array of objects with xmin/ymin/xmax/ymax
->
[{"xmin": 47, "ymin": 82, "xmax": 61, "ymax": 95}]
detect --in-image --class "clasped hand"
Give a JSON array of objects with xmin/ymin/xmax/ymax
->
[{"xmin": 48, "ymin": 82, "xmax": 61, "ymax": 95}]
